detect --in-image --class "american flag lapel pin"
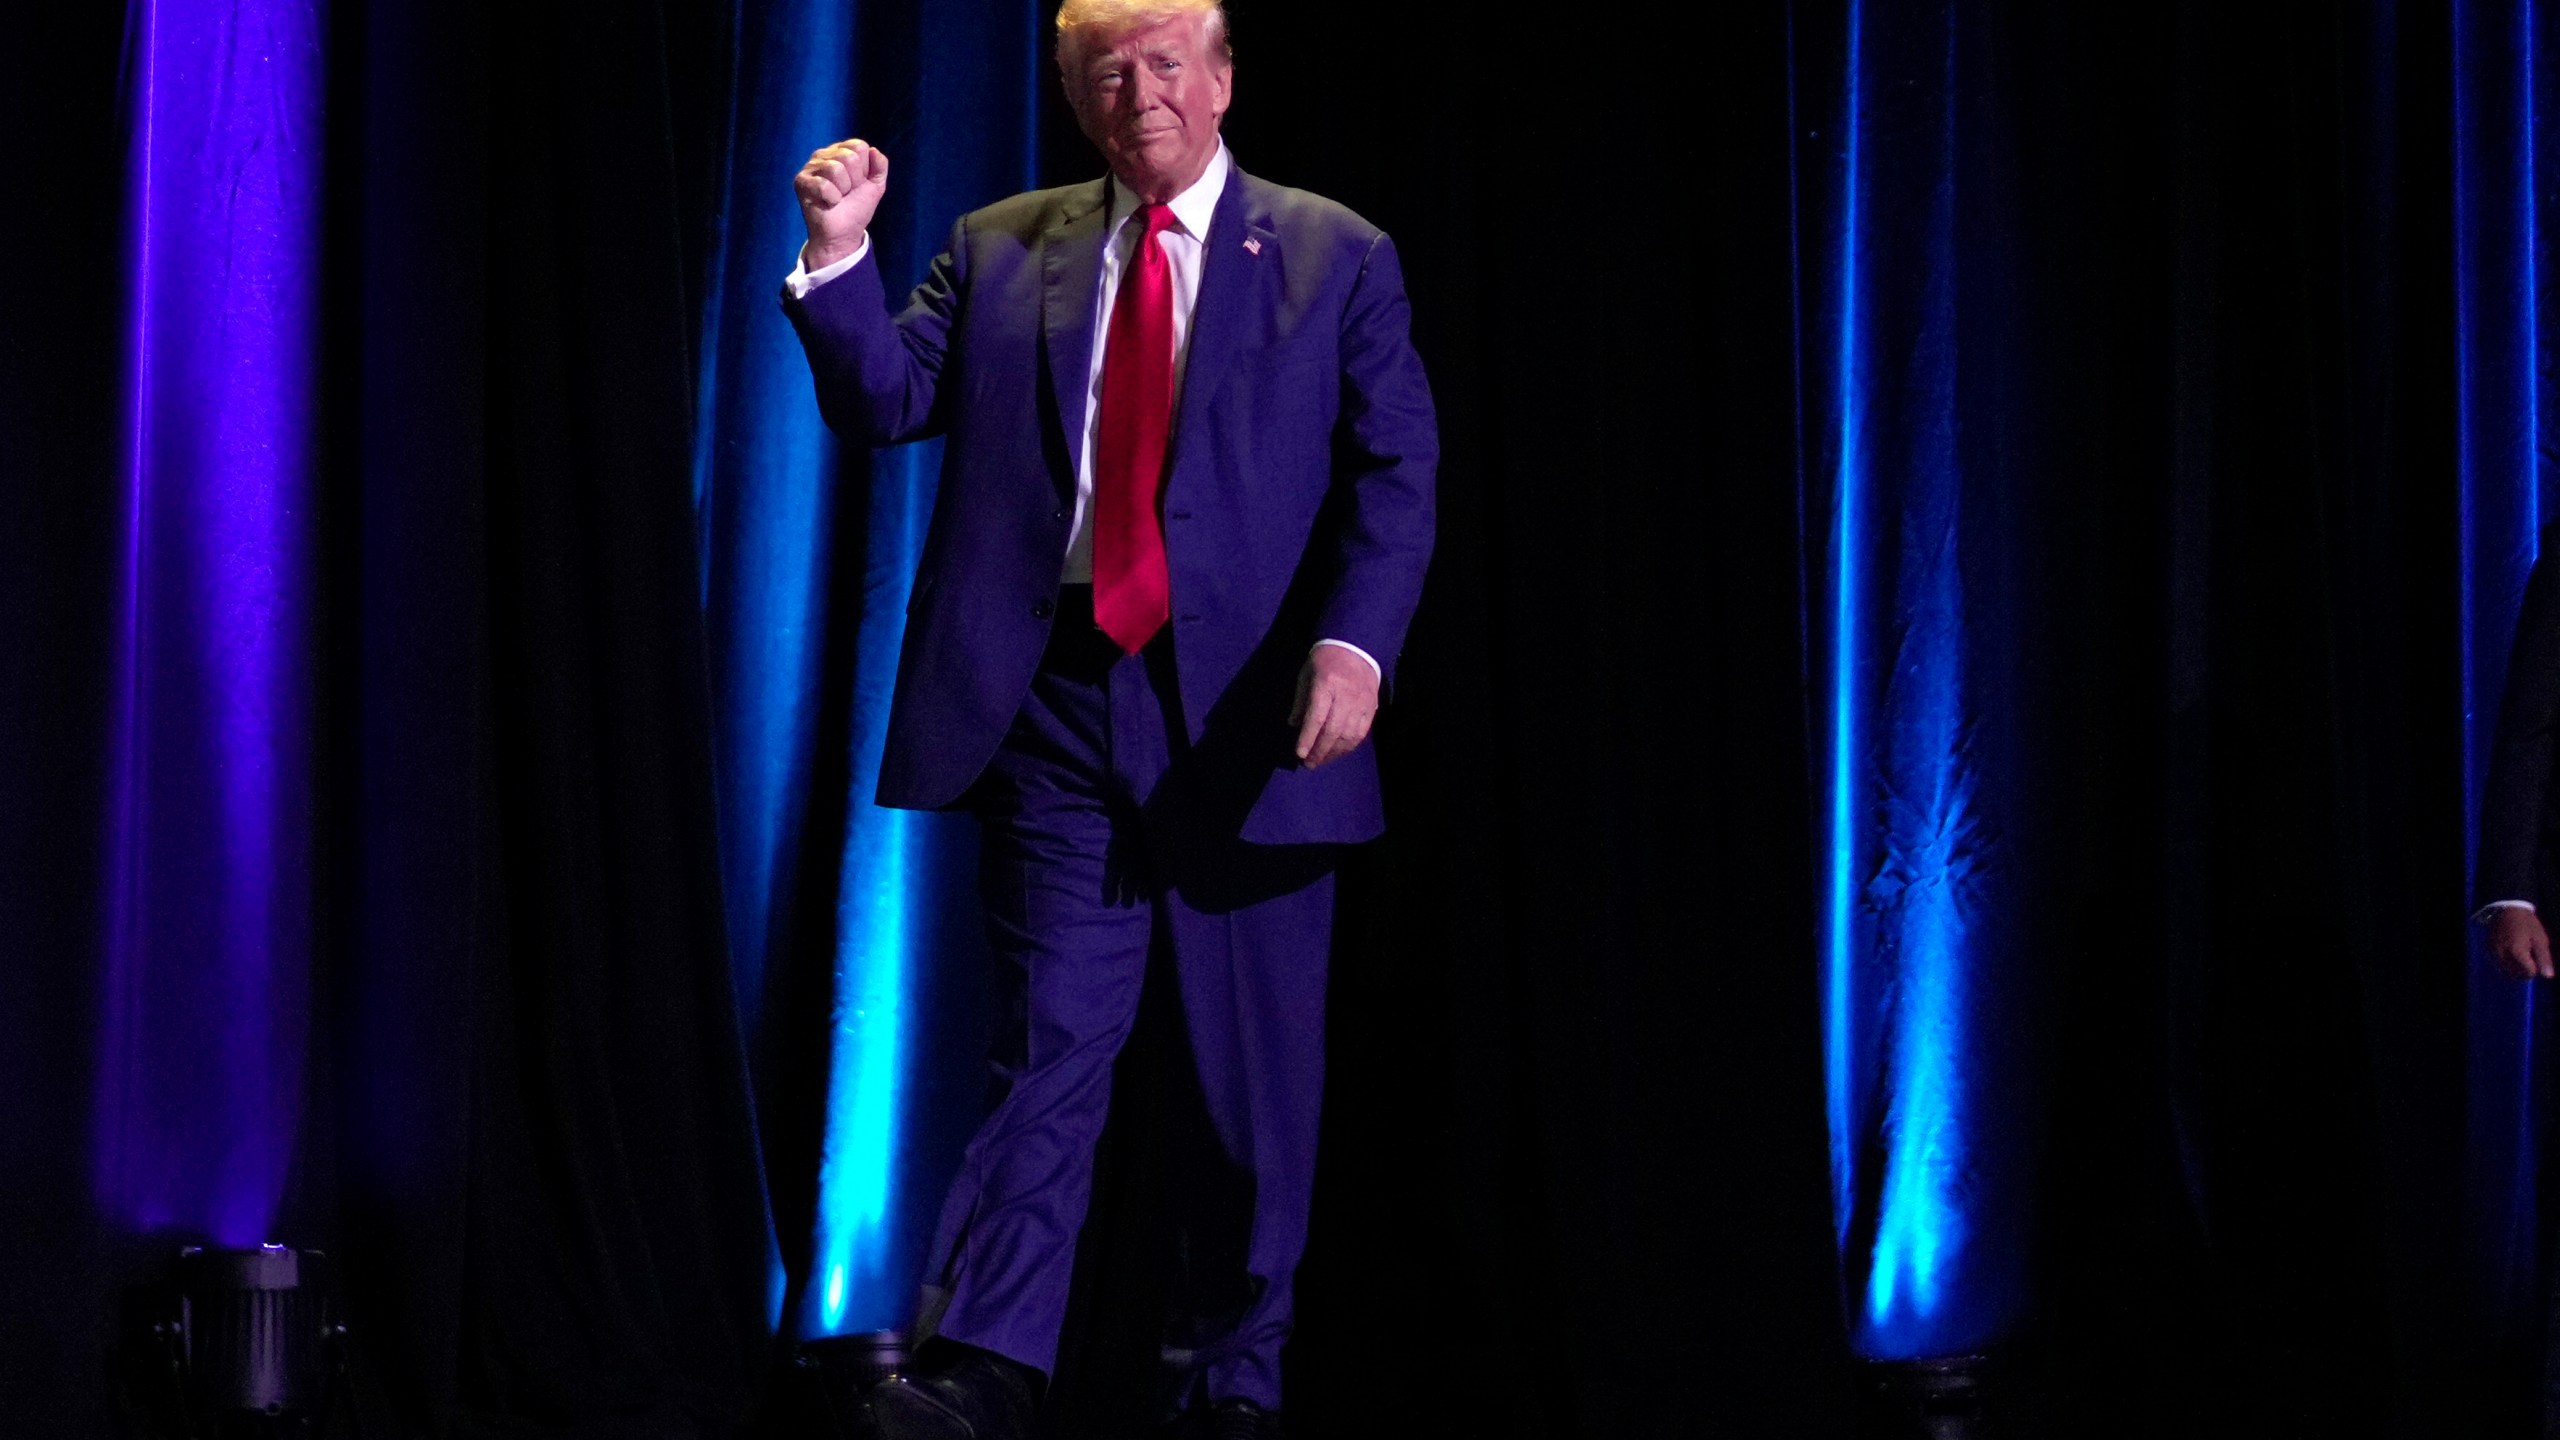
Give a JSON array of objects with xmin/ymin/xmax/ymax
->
[{"xmin": 1243, "ymin": 237, "xmax": 1262, "ymax": 256}]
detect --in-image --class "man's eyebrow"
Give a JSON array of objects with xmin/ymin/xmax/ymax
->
[{"xmin": 1089, "ymin": 44, "xmax": 1182, "ymax": 72}]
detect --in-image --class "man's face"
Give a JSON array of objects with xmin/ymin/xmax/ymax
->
[{"xmin": 1067, "ymin": 14, "xmax": 1233, "ymax": 202}]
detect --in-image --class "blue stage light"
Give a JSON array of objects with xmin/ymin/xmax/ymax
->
[
  {"xmin": 1821, "ymin": 0, "xmax": 1869, "ymax": 1263},
  {"xmin": 695, "ymin": 0, "xmax": 857, "ymax": 1043},
  {"xmin": 808, "ymin": 462, "xmax": 931, "ymax": 1331},
  {"xmin": 97, "ymin": 0, "xmax": 323, "ymax": 1249},
  {"xmin": 690, "ymin": 0, "xmax": 864, "ymax": 1340},
  {"xmin": 696, "ymin": 0, "xmax": 1041, "ymax": 1342},
  {"xmin": 1809, "ymin": 0, "xmax": 2014, "ymax": 1360},
  {"xmin": 2452, "ymin": 0, "xmax": 2552, "ymax": 1339},
  {"xmin": 1862, "ymin": 17, "xmax": 1973, "ymax": 1334}
]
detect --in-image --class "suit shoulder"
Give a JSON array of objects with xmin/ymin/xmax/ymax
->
[
  {"xmin": 955, "ymin": 181, "xmax": 1108, "ymax": 239},
  {"xmin": 1239, "ymin": 174, "xmax": 1388, "ymax": 253}
]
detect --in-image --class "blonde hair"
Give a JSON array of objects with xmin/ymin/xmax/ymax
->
[{"xmin": 1055, "ymin": 0, "xmax": 1232, "ymax": 72}]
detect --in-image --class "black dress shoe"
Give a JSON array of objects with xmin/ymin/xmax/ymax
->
[
  {"xmin": 1201, "ymin": 1398, "xmax": 1285, "ymax": 1440},
  {"xmin": 863, "ymin": 1343, "xmax": 1040, "ymax": 1440}
]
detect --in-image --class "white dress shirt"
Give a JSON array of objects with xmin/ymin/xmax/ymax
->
[{"xmin": 785, "ymin": 144, "xmax": 1380, "ymax": 681}]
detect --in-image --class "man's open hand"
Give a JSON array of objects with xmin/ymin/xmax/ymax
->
[
  {"xmin": 1290, "ymin": 646, "xmax": 1380, "ymax": 770},
  {"xmin": 2490, "ymin": 905, "xmax": 2555, "ymax": 980},
  {"xmin": 796, "ymin": 139, "xmax": 889, "ymax": 272}
]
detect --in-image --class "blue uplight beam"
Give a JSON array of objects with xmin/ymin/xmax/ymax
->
[
  {"xmin": 690, "ymin": 0, "xmax": 869, "ymax": 1340},
  {"xmin": 696, "ymin": 0, "xmax": 856, "ymax": 1041},
  {"xmin": 2453, "ymin": 0, "xmax": 2552, "ymax": 1331},
  {"xmin": 787, "ymin": 0, "xmax": 1045, "ymax": 1339},
  {"xmin": 804, "ymin": 450, "xmax": 926, "ymax": 1332},
  {"xmin": 1812, "ymin": 0, "xmax": 2009, "ymax": 1359},
  {"xmin": 1822, "ymin": 0, "xmax": 1868, "ymax": 1254},
  {"xmin": 98, "ymin": 0, "xmax": 323, "ymax": 1248},
  {"xmin": 1861, "ymin": 6, "xmax": 1974, "ymax": 1348}
]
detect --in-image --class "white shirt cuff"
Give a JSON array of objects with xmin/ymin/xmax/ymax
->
[
  {"xmin": 1312, "ymin": 638, "xmax": 1382, "ymax": 683},
  {"xmin": 784, "ymin": 236, "xmax": 869, "ymax": 300},
  {"xmin": 2476, "ymin": 899, "xmax": 2538, "ymax": 924}
]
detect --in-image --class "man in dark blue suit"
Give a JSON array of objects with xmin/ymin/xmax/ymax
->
[{"xmin": 781, "ymin": 2, "xmax": 1435, "ymax": 1434}]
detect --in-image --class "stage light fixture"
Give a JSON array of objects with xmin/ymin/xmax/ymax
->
[
  {"xmin": 144, "ymin": 1245, "xmax": 346, "ymax": 1438},
  {"xmin": 1864, "ymin": 1354, "xmax": 1998, "ymax": 1440}
]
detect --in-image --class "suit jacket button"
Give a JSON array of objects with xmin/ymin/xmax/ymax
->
[{"xmin": 1031, "ymin": 598, "xmax": 1055, "ymax": 620}]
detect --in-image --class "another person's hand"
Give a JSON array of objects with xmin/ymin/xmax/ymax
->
[
  {"xmin": 796, "ymin": 139, "xmax": 889, "ymax": 272},
  {"xmin": 2488, "ymin": 905, "xmax": 2554, "ymax": 980},
  {"xmin": 1290, "ymin": 647, "xmax": 1380, "ymax": 770}
]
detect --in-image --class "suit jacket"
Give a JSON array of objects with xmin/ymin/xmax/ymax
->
[
  {"xmin": 2482, "ymin": 523, "xmax": 2560, "ymax": 910},
  {"xmin": 782, "ymin": 162, "xmax": 1437, "ymax": 846}
]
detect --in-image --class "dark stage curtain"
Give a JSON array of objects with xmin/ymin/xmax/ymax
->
[
  {"xmin": 342, "ymin": 0, "xmax": 776, "ymax": 1434},
  {"xmin": 8, "ymin": 2, "xmax": 2560, "ymax": 1438}
]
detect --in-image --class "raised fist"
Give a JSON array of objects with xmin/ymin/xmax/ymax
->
[{"xmin": 796, "ymin": 139, "xmax": 889, "ymax": 272}]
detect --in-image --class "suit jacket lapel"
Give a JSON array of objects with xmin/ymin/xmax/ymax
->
[
  {"xmin": 1040, "ymin": 181, "xmax": 1110, "ymax": 486},
  {"xmin": 1169, "ymin": 166, "xmax": 1272, "ymax": 483}
]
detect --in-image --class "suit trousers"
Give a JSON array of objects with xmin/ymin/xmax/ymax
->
[{"xmin": 920, "ymin": 585, "xmax": 1335, "ymax": 1412}]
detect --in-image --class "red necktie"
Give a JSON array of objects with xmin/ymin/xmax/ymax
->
[{"xmin": 1091, "ymin": 203, "xmax": 1178, "ymax": 654}]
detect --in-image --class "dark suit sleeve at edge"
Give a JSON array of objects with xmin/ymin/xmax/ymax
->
[
  {"xmin": 779, "ymin": 215, "xmax": 971, "ymax": 447},
  {"xmin": 1313, "ymin": 231, "xmax": 1438, "ymax": 693},
  {"xmin": 2480, "ymin": 532, "xmax": 2560, "ymax": 909}
]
